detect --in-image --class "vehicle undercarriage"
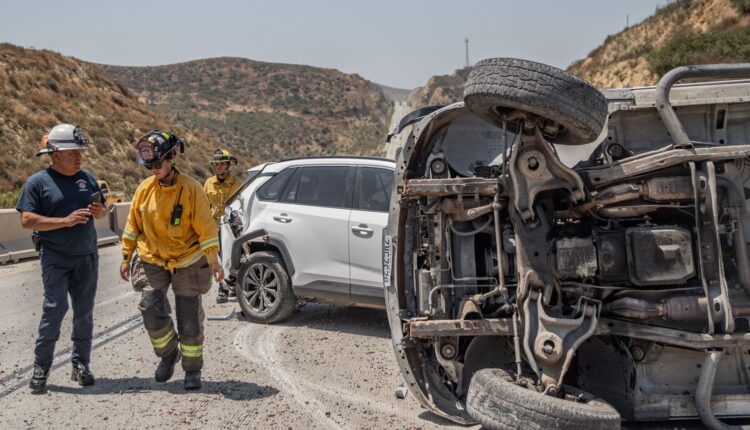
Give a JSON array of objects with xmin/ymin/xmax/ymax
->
[{"xmin": 384, "ymin": 59, "xmax": 750, "ymax": 429}]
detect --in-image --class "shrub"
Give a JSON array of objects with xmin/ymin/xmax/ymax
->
[
  {"xmin": 651, "ymin": 32, "xmax": 750, "ymax": 76},
  {"xmin": 731, "ymin": 0, "xmax": 750, "ymax": 14}
]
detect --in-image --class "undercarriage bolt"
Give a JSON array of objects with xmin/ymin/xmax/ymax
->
[
  {"xmin": 527, "ymin": 156, "xmax": 540, "ymax": 170},
  {"xmin": 546, "ymin": 384, "xmax": 559, "ymax": 396},
  {"xmin": 440, "ymin": 343, "xmax": 457, "ymax": 360},
  {"xmin": 542, "ymin": 340, "xmax": 555, "ymax": 355},
  {"xmin": 631, "ymin": 345, "xmax": 646, "ymax": 361}
]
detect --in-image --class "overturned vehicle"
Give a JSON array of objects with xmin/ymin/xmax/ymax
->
[{"xmin": 384, "ymin": 58, "xmax": 750, "ymax": 429}]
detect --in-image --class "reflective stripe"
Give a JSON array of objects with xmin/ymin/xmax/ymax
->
[
  {"xmin": 180, "ymin": 343, "xmax": 203, "ymax": 358},
  {"xmin": 200, "ymin": 238, "xmax": 219, "ymax": 251},
  {"xmin": 176, "ymin": 251, "xmax": 202, "ymax": 269},
  {"xmin": 123, "ymin": 230, "xmax": 138, "ymax": 241},
  {"xmin": 150, "ymin": 329, "xmax": 176, "ymax": 349}
]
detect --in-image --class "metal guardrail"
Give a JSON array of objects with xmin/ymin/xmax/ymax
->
[{"xmin": 0, "ymin": 202, "xmax": 131, "ymax": 264}]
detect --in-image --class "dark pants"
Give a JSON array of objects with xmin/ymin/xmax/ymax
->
[
  {"xmin": 131, "ymin": 256, "xmax": 212, "ymax": 371},
  {"xmin": 34, "ymin": 251, "xmax": 99, "ymax": 370}
]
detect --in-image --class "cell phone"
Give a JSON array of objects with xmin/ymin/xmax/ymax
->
[{"xmin": 90, "ymin": 191, "xmax": 102, "ymax": 205}]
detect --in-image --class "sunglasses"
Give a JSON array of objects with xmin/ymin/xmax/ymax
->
[{"xmin": 143, "ymin": 158, "xmax": 166, "ymax": 170}]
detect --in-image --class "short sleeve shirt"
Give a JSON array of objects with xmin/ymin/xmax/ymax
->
[{"xmin": 16, "ymin": 168, "xmax": 102, "ymax": 256}]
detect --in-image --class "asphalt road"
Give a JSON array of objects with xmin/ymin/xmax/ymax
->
[
  {"xmin": 0, "ymin": 245, "xmax": 464, "ymax": 429},
  {"xmin": 0, "ymin": 245, "xmax": 739, "ymax": 429}
]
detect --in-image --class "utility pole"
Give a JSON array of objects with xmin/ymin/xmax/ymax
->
[
  {"xmin": 465, "ymin": 38, "xmax": 470, "ymax": 68},
  {"xmin": 626, "ymin": 14, "xmax": 629, "ymax": 28}
]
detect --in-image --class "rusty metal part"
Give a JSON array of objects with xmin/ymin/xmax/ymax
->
[
  {"xmin": 598, "ymin": 205, "xmax": 686, "ymax": 217},
  {"xmin": 408, "ymin": 315, "xmax": 750, "ymax": 349},
  {"xmin": 656, "ymin": 63, "xmax": 750, "ymax": 149},
  {"xmin": 596, "ymin": 318, "xmax": 750, "ymax": 349},
  {"xmin": 407, "ymin": 318, "xmax": 513, "ymax": 339},
  {"xmin": 692, "ymin": 161, "xmax": 734, "ymax": 333},
  {"xmin": 582, "ymin": 176, "xmax": 695, "ymax": 212},
  {"xmin": 522, "ymin": 287, "xmax": 600, "ymax": 392},
  {"xmin": 603, "ymin": 296, "xmax": 750, "ymax": 321},
  {"xmin": 441, "ymin": 198, "xmax": 497, "ymax": 222},
  {"xmin": 582, "ymin": 145, "xmax": 750, "ymax": 186},
  {"xmin": 417, "ymin": 269, "xmax": 433, "ymax": 316},
  {"xmin": 458, "ymin": 298, "xmax": 483, "ymax": 320},
  {"xmin": 509, "ymin": 130, "xmax": 585, "ymax": 222},
  {"xmin": 477, "ymin": 193, "xmax": 508, "ymax": 303},
  {"xmin": 400, "ymin": 177, "xmax": 501, "ymax": 198}
]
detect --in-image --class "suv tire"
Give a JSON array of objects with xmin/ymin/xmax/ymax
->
[
  {"xmin": 466, "ymin": 368, "xmax": 620, "ymax": 430},
  {"xmin": 463, "ymin": 58, "xmax": 607, "ymax": 145},
  {"xmin": 237, "ymin": 251, "xmax": 296, "ymax": 324}
]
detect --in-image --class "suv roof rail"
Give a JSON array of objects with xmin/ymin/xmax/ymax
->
[{"xmin": 277, "ymin": 155, "xmax": 394, "ymax": 163}]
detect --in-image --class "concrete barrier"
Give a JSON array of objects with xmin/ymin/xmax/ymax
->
[
  {"xmin": 111, "ymin": 202, "xmax": 132, "ymax": 236},
  {"xmin": 0, "ymin": 203, "xmax": 131, "ymax": 264},
  {"xmin": 0, "ymin": 209, "xmax": 33, "ymax": 263}
]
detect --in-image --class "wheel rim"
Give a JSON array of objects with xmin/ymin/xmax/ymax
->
[{"xmin": 241, "ymin": 263, "xmax": 280, "ymax": 314}]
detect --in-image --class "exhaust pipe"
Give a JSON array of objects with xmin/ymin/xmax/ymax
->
[{"xmin": 695, "ymin": 351, "xmax": 748, "ymax": 430}]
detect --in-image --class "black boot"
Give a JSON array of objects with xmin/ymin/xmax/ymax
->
[
  {"xmin": 29, "ymin": 366, "xmax": 49, "ymax": 394},
  {"xmin": 184, "ymin": 370, "xmax": 201, "ymax": 390},
  {"xmin": 71, "ymin": 362, "xmax": 95, "ymax": 386},
  {"xmin": 154, "ymin": 348, "xmax": 180, "ymax": 383},
  {"xmin": 216, "ymin": 284, "xmax": 228, "ymax": 304}
]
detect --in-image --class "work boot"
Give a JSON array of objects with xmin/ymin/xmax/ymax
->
[
  {"xmin": 184, "ymin": 370, "xmax": 201, "ymax": 390},
  {"xmin": 154, "ymin": 348, "xmax": 180, "ymax": 383},
  {"xmin": 71, "ymin": 362, "xmax": 95, "ymax": 386},
  {"xmin": 227, "ymin": 287, "xmax": 237, "ymax": 301},
  {"xmin": 216, "ymin": 284, "xmax": 228, "ymax": 304},
  {"xmin": 29, "ymin": 366, "xmax": 49, "ymax": 394}
]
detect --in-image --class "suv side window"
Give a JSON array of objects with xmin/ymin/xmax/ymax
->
[
  {"xmin": 287, "ymin": 166, "xmax": 351, "ymax": 208},
  {"xmin": 355, "ymin": 167, "xmax": 393, "ymax": 212},
  {"xmin": 257, "ymin": 168, "xmax": 295, "ymax": 201}
]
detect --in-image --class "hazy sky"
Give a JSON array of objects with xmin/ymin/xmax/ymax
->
[{"xmin": 0, "ymin": 0, "xmax": 667, "ymax": 89}]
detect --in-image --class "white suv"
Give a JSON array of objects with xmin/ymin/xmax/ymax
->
[{"xmin": 220, "ymin": 157, "xmax": 395, "ymax": 323}]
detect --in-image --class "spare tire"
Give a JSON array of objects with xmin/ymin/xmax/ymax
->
[
  {"xmin": 463, "ymin": 58, "xmax": 607, "ymax": 145},
  {"xmin": 466, "ymin": 368, "xmax": 621, "ymax": 430}
]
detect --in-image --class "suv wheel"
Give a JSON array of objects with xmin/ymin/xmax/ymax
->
[
  {"xmin": 466, "ymin": 368, "xmax": 620, "ymax": 430},
  {"xmin": 463, "ymin": 57, "xmax": 607, "ymax": 145},
  {"xmin": 237, "ymin": 251, "xmax": 296, "ymax": 324}
]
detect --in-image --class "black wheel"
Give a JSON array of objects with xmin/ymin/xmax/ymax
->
[
  {"xmin": 237, "ymin": 251, "xmax": 296, "ymax": 324},
  {"xmin": 466, "ymin": 368, "xmax": 620, "ymax": 430},
  {"xmin": 463, "ymin": 58, "xmax": 607, "ymax": 145}
]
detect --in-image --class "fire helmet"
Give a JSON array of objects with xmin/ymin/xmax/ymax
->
[
  {"xmin": 135, "ymin": 130, "xmax": 184, "ymax": 169},
  {"xmin": 36, "ymin": 124, "xmax": 90, "ymax": 156}
]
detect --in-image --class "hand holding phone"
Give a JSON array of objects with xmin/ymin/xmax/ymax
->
[{"xmin": 90, "ymin": 191, "xmax": 102, "ymax": 205}]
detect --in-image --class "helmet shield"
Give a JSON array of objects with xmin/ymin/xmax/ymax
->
[{"xmin": 135, "ymin": 130, "xmax": 183, "ymax": 169}]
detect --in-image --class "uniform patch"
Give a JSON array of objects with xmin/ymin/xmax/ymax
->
[{"xmin": 76, "ymin": 179, "xmax": 88, "ymax": 191}]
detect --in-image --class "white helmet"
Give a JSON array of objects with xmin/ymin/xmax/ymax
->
[{"xmin": 36, "ymin": 124, "xmax": 89, "ymax": 156}]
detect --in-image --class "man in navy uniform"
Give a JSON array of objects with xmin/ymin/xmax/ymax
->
[{"xmin": 16, "ymin": 124, "xmax": 107, "ymax": 394}]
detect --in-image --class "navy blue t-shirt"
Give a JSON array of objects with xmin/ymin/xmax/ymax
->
[{"xmin": 16, "ymin": 168, "xmax": 103, "ymax": 256}]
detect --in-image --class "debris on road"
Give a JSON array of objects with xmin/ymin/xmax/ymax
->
[{"xmin": 395, "ymin": 385, "xmax": 408, "ymax": 399}]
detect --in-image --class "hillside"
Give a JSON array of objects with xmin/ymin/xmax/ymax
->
[
  {"xmin": 101, "ymin": 58, "xmax": 392, "ymax": 165},
  {"xmin": 568, "ymin": 0, "xmax": 750, "ymax": 88},
  {"xmin": 407, "ymin": 67, "xmax": 471, "ymax": 108},
  {"xmin": 0, "ymin": 43, "xmax": 219, "ymax": 205}
]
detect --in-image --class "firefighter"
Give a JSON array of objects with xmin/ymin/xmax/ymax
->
[
  {"xmin": 119, "ymin": 130, "xmax": 223, "ymax": 390},
  {"xmin": 203, "ymin": 149, "xmax": 240, "ymax": 303},
  {"xmin": 17, "ymin": 124, "xmax": 107, "ymax": 394}
]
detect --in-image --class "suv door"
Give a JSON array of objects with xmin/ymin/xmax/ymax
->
[
  {"xmin": 255, "ymin": 165, "xmax": 354, "ymax": 302},
  {"xmin": 349, "ymin": 165, "xmax": 394, "ymax": 306}
]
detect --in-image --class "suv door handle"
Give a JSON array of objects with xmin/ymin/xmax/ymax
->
[
  {"xmin": 352, "ymin": 224, "xmax": 374, "ymax": 238},
  {"xmin": 273, "ymin": 213, "xmax": 292, "ymax": 223}
]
